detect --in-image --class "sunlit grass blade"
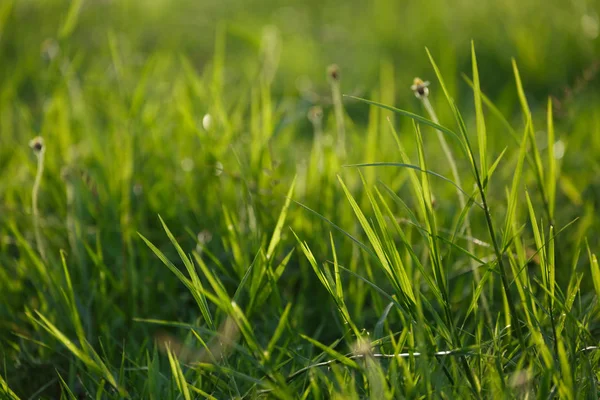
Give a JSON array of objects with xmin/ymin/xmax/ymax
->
[
  {"xmin": 424, "ymin": 48, "xmax": 476, "ymax": 169},
  {"xmin": 250, "ymin": 248, "xmax": 293, "ymax": 310},
  {"xmin": 512, "ymin": 59, "xmax": 551, "ymax": 222},
  {"xmin": 464, "ymin": 268, "xmax": 492, "ymax": 321},
  {"xmin": 0, "ymin": 0, "xmax": 15, "ymax": 42},
  {"xmin": 266, "ymin": 302, "xmax": 292, "ymax": 360},
  {"xmin": 57, "ymin": 373, "xmax": 78, "ymax": 400},
  {"xmin": 292, "ymin": 198, "xmax": 378, "ymax": 261},
  {"xmin": 57, "ymin": 250, "xmax": 87, "ymax": 353},
  {"xmin": 461, "ymin": 74, "xmax": 519, "ymax": 143},
  {"xmin": 427, "ymin": 47, "xmax": 526, "ymax": 368},
  {"xmin": 138, "ymin": 232, "xmax": 191, "ymax": 286},
  {"xmin": 359, "ymin": 173, "xmax": 417, "ymax": 308},
  {"xmin": 374, "ymin": 186, "xmax": 444, "ymax": 304},
  {"xmin": 547, "ymin": 97, "xmax": 557, "ymax": 220},
  {"xmin": 293, "ymin": 230, "xmax": 333, "ymax": 293},
  {"xmin": 299, "ymin": 335, "xmax": 360, "ymax": 370},
  {"xmin": 166, "ymin": 345, "xmax": 192, "ymax": 400},
  {"xmin": 330, "ymin": 232, "xmax": 344, "ymax": 305},
  {"xmin": 345, "ymin": 95, "xmax": 466, "ymax": 155},
  {"xmin": 471, "ymin": 42, "xmax": 487, "ymax": 182},
  {"xmin": 192, "ymin": 252, "xmax": 231, "ymax": 309},
  {"xmin": 556, "ymin": 338, "xmax": 574, "ymax": 399},
  {"xmin": 235, "ymin": 250, "xmax": 260, "ymax": 304},
  {"xmin": 336, "ymin": 265, "xmax": 404, "ymax": 313},
  {"xmin": 435, "ymin": 235, "xmax": 487, "ymax": 267},
  {"xmin": 502, "ymin": 119, "xmax": 530, "ymax": 249},
  {"xmin": 222, "ymin": 206, "xmax": 247, "ymax": 273},
  {"xmin": 58, "ymin": 0, "xmax": 83, "ymax": 38},
  {"xmin": 267, "ymin": 176, "xmax": 296, "ymax": 260},
  {"xmin": 197, "ymin": 363, "xmax": 291, "ymax": 398},
  {"xmin": 294, "ymin": 230, "xmax": 360, "ymax": 335},
  {"xmin": 230, "ymin": 299, "xmax": 265, "ymax": 363},
  {"xmin": 0, "ymin": 374, "xmax": 20, "ymax": 400},
  {"xmin": 337, "ymin": 175, "xmax": 410, "ymax": 304},
  {"xmin": 556, "ymin": 271, "xmax": 582, "ymax": 337},
  {"xmin": 511, "ymin": 59, "xmax": 532, "ymax": 122},
  {"xmin": 525, "ymin": 191, "xmax": 548, "ymax": 296},
  {"xmin": 412, "ymin": 122, "xmax": 445, "ymax": 296},
  {"xmin": 547, "ymin": 225, "xmax": 556, "ymax": 305},
  {"xmin": 587, "ymin": 243, "xmax": 600, "ymax": 309},
  {"xmin": 140, "ymin": 223, "xmax": 215, "ymax": 329},
  {"xmin": 345, "ymin": 162, "xmax": 481, "ymax": 208},
  {"xmin": 29, "ymin": 311, "xmax": 123, "ymax": 395},
  {"xmin": 485, "ymin": 147, "xmax": 507, "ymax": 189}
]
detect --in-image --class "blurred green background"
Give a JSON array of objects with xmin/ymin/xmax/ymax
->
[
  {"xmin": 4, "ymin": 0, "xmax": 600, "ymax": 102},
  {"xmin": 2, "ymin": 0, "xmax": 600, "ymax": 397}
]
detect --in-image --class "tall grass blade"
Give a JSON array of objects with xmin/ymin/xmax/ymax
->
[
  {"xmin": 345, "ymin": 95, "xmax": 466, "ymax": 154},
  {"xmin": 299, "ymin": 335, "xmax": 360, "ymax": 370},
  {"xmin": 59, "ymin": 0, "xmax": 83, "ymax": 39},
  {"xmin": 166, "ymin": 345, "xmax": 192, "ymax": 400},
  {"xmin": 471, "ymin": 42, "xmax": 487, "ymax": 182},
  {"xmin": 0, "ymin": 374, "xmax": 20, "ymax": 400},
  {"xmin": 547, "ymin": 97, "xmax": 557, "ymax": 220},
  {"xmin": 267, "ymin": 176, "xmax": 296, "ymax": 260}
]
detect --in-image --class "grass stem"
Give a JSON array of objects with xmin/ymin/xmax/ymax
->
[{"xmin": 30, "ymin": 136, "xmax": 47, "ymax": 262}]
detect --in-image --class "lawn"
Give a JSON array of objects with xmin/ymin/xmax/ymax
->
[{"xmin": 2, "ymin": 0, "xmax": 600, "ymax": 398}]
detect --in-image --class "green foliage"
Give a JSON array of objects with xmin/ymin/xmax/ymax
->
[{"xmin": 2, "ymin": 0, "xmax": 600, "ymax": 398}]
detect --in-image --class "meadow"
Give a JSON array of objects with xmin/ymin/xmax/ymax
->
[{"xmin": 2, "ymin": 0, "xmax": 600, "ymax": 398}]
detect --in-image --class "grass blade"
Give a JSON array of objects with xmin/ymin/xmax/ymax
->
[
  {"xmin": 547, "ymin": 97, "xmax": 556, "ymax": 220},
  {"xmin": 345, "ymin": 95, "xmax": 466, "ymax": 155},
  {"xmin": 471, "ymin": 42, "xmax": 487, "ymax": 182},
  {"xmin": 267, "ymin": 176, "xmax": 297, "ymax": 260}
]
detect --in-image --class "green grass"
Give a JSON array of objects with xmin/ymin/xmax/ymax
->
[{"xmin": 2, "ymin": 0, "xmax": 600, "ymax": 398}]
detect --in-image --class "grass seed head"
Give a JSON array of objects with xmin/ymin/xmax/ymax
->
[
  {"xmin": 327, "ymin": 64, "xmax": 340, "ymax": 83},
  {"xmin": 202, "ymin": 113, "xmax": 213, "ymax": 131},
  {"xmin": 307, "ymin": 106, "xmax": 323, "ymax": 124},
  {"xmin": 411, "ymin": 77, "xmax": 430, "ymax": 98},
  {"xmin": 29, "ymin": 136, "xmax": 45, "ymax": 155}
]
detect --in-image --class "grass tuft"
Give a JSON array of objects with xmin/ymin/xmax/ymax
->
[{"xmin": 2, "ymin": 3, "xmax": 600, "ymax": 397}]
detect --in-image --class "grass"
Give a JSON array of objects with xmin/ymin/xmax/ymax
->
[{"xmin": 2, "ymin": 0, "xmax": 600, "ymax": 398}]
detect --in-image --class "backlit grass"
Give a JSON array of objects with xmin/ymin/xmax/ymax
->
[{"xmin": 2, "ymin": 0, "xmax": 600, "ymax": 398}]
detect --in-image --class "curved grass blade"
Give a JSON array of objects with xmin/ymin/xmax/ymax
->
[
  {"xmin": 345, "ymin": 95, "xmax": 467, "ymax": 156},
  {"xmin": 299, "ymin": 334, "xmax": 360, "ymax": 370},
  {"xmin": 0, "ymin": 374, "xmax": 20, "ymax": 400},
  {"xmin": 291, "ymin": 198, "xmax": 378, "ymax": 261},
  {"xmin": 345, "ymin": 162, "xmax": 482, "ymax": 209},
  {"xmin": 461, "ymin": 74, "xmax": 519, "ymax": 143}
]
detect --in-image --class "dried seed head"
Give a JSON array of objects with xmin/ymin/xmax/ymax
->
[
  {"xmin": 202, "ymin": 114, "xmax": 213, "ymax": 131},
  {"xmin": 411, "ymin": 77, "xmax": 430, "ymax": 98},
  {"xmin": 195, "ymin": 229, "xmax": 213, "ymax": 254},
  {"xmin": 197, "ymin": 230, "xmax": 213, "ymax": 245},
  {"xmin": 307, "ymin": 106, "xmax": 323, "ymax": 124},
  {"xmin": 214, "ymin": 161, "xmax": 224, "ymax": 176},
  {"xmin": 327, "ymin": 64, "xmax": 340, "ymax": 82},
  {"xmin": 29, "ymin": 136, "xmax": 45, "ymax": 154}
]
